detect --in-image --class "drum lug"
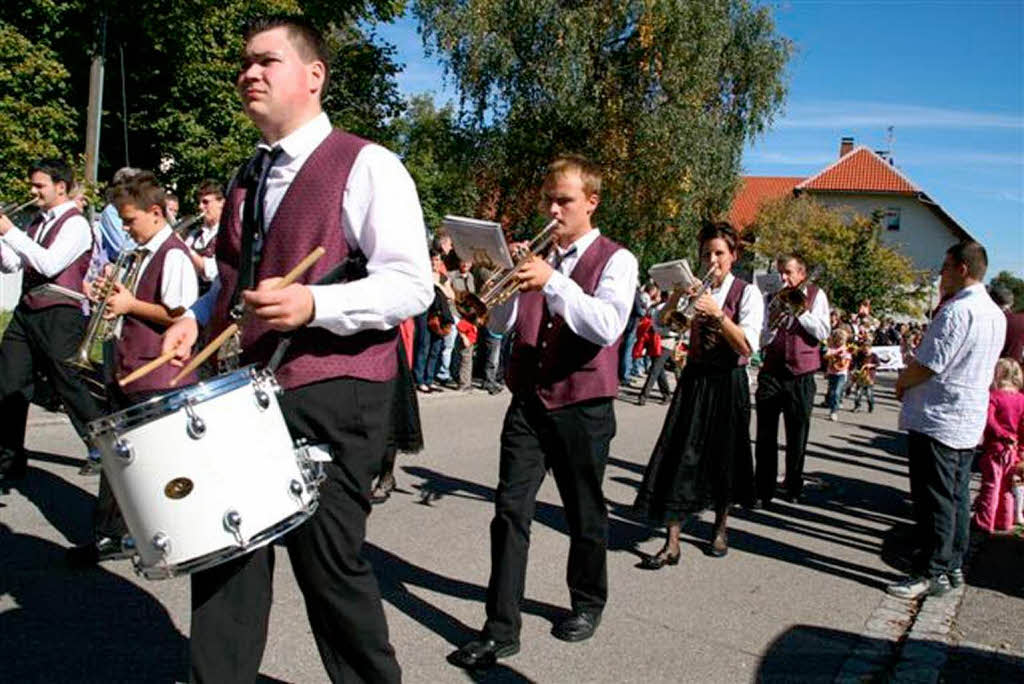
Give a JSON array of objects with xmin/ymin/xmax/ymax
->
[
  {"xmin": 151, "ymin": 532, "xmax": 170, "ymax": 555},
  {"xmin": 114, "ymin": 438, "xmax": 135, "ymax": 464},
  {"xmin": 223, "ymin": 509, "xmax": 245, "ymax": 545},
  {"xmin": 184, "ymin": 401, "xmax": 206, "ymax": 439},
  {"xmin": 121, "ymin": 535, "xmax": 136, "ymax": 553},
  {"xmin": 254, "ymin": 389, "xmax": 271, "ymax": 410}
]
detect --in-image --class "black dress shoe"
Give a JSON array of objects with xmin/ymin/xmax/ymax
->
[
  {"xmin": 638, "ymin": 548, "xmax": 680, "ymax": 570},
  {"xmin": 66, "ymin": 536, "xmax": 131, "ymax": 567},
  {"xmin": 370, "ymin": 473, "xmax": 396, "ymax": 504},
  {"xmin": 552, "ymin": 611, "xmax": 601, "ymax": 642},
  {"xmin": 447, "ymin": 638, "xmax": 520, "ymax": 669}
]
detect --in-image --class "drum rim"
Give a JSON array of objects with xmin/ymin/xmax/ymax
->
[{"xmin": 87, "ymin": 365, "xmax": 273, "ymax": 437}]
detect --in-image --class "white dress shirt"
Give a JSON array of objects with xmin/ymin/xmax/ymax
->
[
  {"xmin": 0, "ymin": 200, "xmax": 92, "ymax": 277},
  {"xmin": 135, "ymin": 225, "xmax": 199, "ymax": 312},
  {"xmin": 760, "ymin": 282, "xmax": 832, "ymax": 346},
  {"xmin": 185, "ymin": 223, "xmax": 219, "ymax": 281},
  {"xmin": 193, "ymin": 112, "xmax": 432, "ymax": 333},
  {"xmin": 487, "ymin": 228, "xmax": 639, "ymax": 347},
  {"xmin": 709, "ymin": 272, "xmax": 764, "ymax": 355},
  {"xmin": 899, "ymin": 283, "xmax": 1006, "ymax": 449}
]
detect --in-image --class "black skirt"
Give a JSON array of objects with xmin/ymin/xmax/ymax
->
[
  {"xmin": 389, "ymin": 334, "xmax": 424, "ymax": 454},
  {"xmin": 633, "ymin": 362, "xmax": 753, "ymax": 522}
]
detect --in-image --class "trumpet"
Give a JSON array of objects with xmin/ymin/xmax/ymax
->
[
  {"xmin": 171, "ymin": 210, "xmax": 206, "ymax": 239},
  {"xmin": 660, "ymin": 265, "xmax": 718, "ymax": 332},
  {"xmin": 455, "ymin": 219, "xmax": 559, "ymax": 320},
  {"xmin": 766, "ymin": 275, "xmax": 815, "ymax": 335},
  {"xmin": 0, "ymin": 197, "xmax": 37, "ymax": 216},
  {"xmin": 65, "ymin": 249, "xmax": 146, "ymax": 370}
]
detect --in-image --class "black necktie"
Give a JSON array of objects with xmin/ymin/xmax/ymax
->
[
  {"xmin": 552, "ymin": 246, "xmax": 576, "ymax": 271},
  {"xmin": 233, "ymin": 146, "xmax": 283, "ymax": 317}
]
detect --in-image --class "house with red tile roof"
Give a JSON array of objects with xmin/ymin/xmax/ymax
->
[{"xmin": 729, "ymin": 137, "xmax": 976, "ymax": 275}]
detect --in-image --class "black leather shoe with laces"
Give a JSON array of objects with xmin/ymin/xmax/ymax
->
[
  {"xmin": 638, "ymin": 548, "xmax": 680, "ymax": 570},
  {"xmin": 552, "ymin": 611, "xmax": 601, "ymax": 642},
  {"xmin": 447, "ymin": 638, "xmax": 520, "ymax": 669}
]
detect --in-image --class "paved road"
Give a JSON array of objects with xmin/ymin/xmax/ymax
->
[{"xmin": 1, "ymin": 374, "xmax": 1020, "ymax": 682}]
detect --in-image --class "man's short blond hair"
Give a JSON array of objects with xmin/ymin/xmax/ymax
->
[{"xmin": 546, "ymin": 155, "xmax": 602, "ymax": 197}]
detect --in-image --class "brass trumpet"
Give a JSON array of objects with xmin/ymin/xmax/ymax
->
[
  {"xmin": 660, "ymin": 266, "xmax": 718, "ymax": 332},
  {"xmin": 171, "ymin": 210, "xmax": 206, "ymax": 239},
  {"xmin": 455, "ymin": 218, "xmax": 559, "ymax": 319},
  {"xmin": 0, "ymin": 197, "xmax": 37, "ymax": 216},
  {"xmin": 65, "ymin": 249, "xmax": 146, "ymax": 370}
]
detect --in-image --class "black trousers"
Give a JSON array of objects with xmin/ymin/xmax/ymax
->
[
  {"xmin": 190, "ymin": 376, "xmax": 401, "ymax": 684},
  {"xmin": 0, "ymin": 305, "xmax": 102, "ymax": 469},
  {"xmin": 754, "ymin": 369, "xmax": 815, "ymax": 500},
  {"xmin": 907, "ymin": 431, "xmax": 973, "ymax": 579},
  {"xmin": 484, "ymin": 395, "xmax": 616, "ymax": 643},
  {"xmin": 638, "ymin": 350, "xmax": 672, "ymax": 402}
]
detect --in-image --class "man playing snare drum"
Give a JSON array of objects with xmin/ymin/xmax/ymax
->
[{"xmin": 162, "ymin": 14, "xmax": 432, "ymax": 683}]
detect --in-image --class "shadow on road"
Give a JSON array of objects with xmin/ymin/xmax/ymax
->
[
  {"xmin": 756, "ymin": 624, "xmax": 1024, "ymax": 683},
  {"xmin": 0, "ymin": 524, "xmax": 189, "ymax": 683},
  {"xmin": 402, "ymin": 465, "xmax": 652, "ymax": 551},
  {"xmin": 2, "ymin": 456, "xmax": 95, "ymax": 544}
]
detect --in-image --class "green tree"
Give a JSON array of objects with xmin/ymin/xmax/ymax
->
[
  {"xmin": 752, "ymin": 195, "xmax": 927, "ymax": 316},
  {"xmin": 413, "ymin": 0, "xmax": 790, "ymax": 265},
  {"xmin": 1, "ymin": 1, "xmax": 406, "ymax": 208},
  {"xmin": 0, "ymin": 20, "xmax": 77, "ymax": 205},
  {"xmin": 990, "ymin": 270, "xmax": 1024, "ymax": 313},
  {"xmin": 392, "ymin": 94, "xmax": 481, "ymax": 231}
]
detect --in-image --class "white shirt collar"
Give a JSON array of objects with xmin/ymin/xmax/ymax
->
[
  {"xmin": 554, "ymin": 227, "xmax": 601, "ymax": 260},
  {"xmin": 137, "ymin": 224, "xmax": 173, "ymax": 253},
  {"xmin": 259, "ymin": 111, "xmax": 331, "ymax": 161},
  {"xmin": 43, "ymin": 199, "xmax": 77, "ymax": 223}
]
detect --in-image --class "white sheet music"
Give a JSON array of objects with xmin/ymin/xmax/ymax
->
[
  {"xmin": 648, "ymin": 259, "xmax": 699, "ymax": 291},
  {"xmin": 441, "ymin": 216, "xmax": 515, "ymax": 271}
]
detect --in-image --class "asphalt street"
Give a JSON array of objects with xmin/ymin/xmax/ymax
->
[{"xmin": 2, "ymin": 373, "xmax": 1021, "ymax": 682}]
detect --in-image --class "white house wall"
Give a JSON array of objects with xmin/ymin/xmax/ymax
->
[{"xmin": 810, "ymin": 192, "xmax": 961, "ymax": 275}]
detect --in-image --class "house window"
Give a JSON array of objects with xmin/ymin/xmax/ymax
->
[{"xmin": 884, "ymin": 207, "xmax": 901, "ymax": 231}]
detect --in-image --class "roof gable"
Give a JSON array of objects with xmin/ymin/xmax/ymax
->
[
  {"xmin": 728, "ymin": 176, "xmax": 803, "ymax": 232},
  {"xmin": 796, "ymin": 146, "xmax": 919, "ymax": 194}
]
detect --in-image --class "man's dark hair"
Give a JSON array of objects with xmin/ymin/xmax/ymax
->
[
  {"xmin": 697, "ymin": 220, "xmax": 739, "ymax": 254},
  {"xmin": 196, "ymin": 179, "xmax": 224, "ymax": 200},
  {"xmin": 776, "ymin": 252, "xmax": 807, "ymax": 272},
  {"xmin": 244, "ymin": 15, "xmax": 330, "ymax": 94},
  {"xmin": 29, "ymin": 159, "xmax": 73, "ymax": 193},
  {"xmin": 989, "ymin": 284, "xmax": 1014, "ymax": 309},
  {"xmin": 109, "ymin": 171, "xmax": 166, "ymax": 215},
  {"xmin": 946, "ymin": 241, "xmax": 988, "ymax": 280}
]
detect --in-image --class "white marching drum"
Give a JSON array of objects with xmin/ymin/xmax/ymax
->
[{"xmin": 88, "ymin": 366, "xmax": 325, "ymax": 579}]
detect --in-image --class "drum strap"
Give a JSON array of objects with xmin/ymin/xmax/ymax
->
[{"xmin": 265, "ymin": 255, "xmax": 365, "ymax": 373}]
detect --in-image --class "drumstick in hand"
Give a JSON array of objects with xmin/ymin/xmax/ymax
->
[
  {"xmin": 170, "ymin": 246, "xmax": 326, "ymax": 385},
  {"xmin": 118, "ymin": 350, "xmax": 178, "ymax": 388}
]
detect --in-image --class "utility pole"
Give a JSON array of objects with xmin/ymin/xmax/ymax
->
[{"xmin": 84, "ymin": 13, "xmax": 107, "ymax": 188}]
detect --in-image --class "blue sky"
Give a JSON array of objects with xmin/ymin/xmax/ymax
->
[{"xmin": 375, "ymin": 1, "xmax": 1023, "ymax": 280}]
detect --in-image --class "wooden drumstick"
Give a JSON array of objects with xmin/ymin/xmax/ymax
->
[
  {"xmin": 170, "ymin": 246, "xmax": 326, "ymax": 385},
  {"xmin": 118, "ymin": 350, "xmax": 178, "ymax": 387}
]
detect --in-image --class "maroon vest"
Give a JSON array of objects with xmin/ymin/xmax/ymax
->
[
  {"xmin": 117, "ymin": 234, "xmax": 199, "ymax": 392},
  {"xmin": 188, "ymin": 226, "xmax": 218, "ymax": 258},
  {"xmin": 20, "ymin": 206, "xmax": 92, "ymax": 310},
  {"xmin": 762, "ymin": 283, "xmax": 821, "ymax": 376},
  {"xmin": 506, "ymin": 234, "xmax": 623, "ymax": 409},
  {"xmin": 213, "ymin": 129, "xmax": 398, "ymax": 390},
  {"xmin": 688, "ymin": 276, "xmax": 750, "ymax": 369}
]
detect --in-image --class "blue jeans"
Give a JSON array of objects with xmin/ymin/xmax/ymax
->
[
  {"xmin": 620, "ymin": 322, "xmax": 638, "ymax": 381},
  {"xmin": 424, "ymin": 335, "xmax": 445, "ymax": 386},
  {"xmin": 853, "ymin": 384, "xmax": 875, "ymax": 411},
  {"xmin": 436, "ymin": 316, "xmax": 459, "ymax": 381},
  {"xmin": 412, "ymin": 313, "xmax": 430, "ymax": 385},
  {"xmin": 825, "ymin": 374, "xmax": 846, "ymax": 411}
]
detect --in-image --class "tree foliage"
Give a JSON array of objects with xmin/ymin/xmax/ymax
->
[
  {"xmin": 752, "ymin": 195, "xmax": 927, "ymax": 317},
  {"xmin": 0, "ymin": 20, "xmax": 77, "ymax": 202},
  {"xmin": 392, "ymin": 95, "xmax": 481, "ymax": 231},
  {"xmin": 413, "ymin": 0, "xmax": 791, "ymax": 265},
  {"xmin": 0, "ymin": 0, "xmax": 405, "ymax": 208},
  {"xmin": 991, "ymin": 271, "xmax": 1024, "ymax": 313}
]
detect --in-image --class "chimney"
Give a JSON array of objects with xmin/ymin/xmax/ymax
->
[{"xmin": 839, "ymin": 136, "xmax": 854, "ymax": 158}]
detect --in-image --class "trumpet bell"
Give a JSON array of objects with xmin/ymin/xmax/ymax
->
[
  {"xmin": 64, "ymin": 345, "xmax": 96, "ymax": 371},
  {"xmin": 455, "ymin": 292, "xmax": 488, "ymax": 321}
]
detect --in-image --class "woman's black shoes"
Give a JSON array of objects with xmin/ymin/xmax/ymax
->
[{"xmin": 638, "ymin": 548, "xmax": 681, "ymax": 570}]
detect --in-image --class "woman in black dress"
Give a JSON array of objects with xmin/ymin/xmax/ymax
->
[{"xmin": 634, "ymin": 222, "xmax": 763, "ymax": 565}]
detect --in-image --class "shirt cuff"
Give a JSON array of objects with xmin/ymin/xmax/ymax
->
[{"xmin": 307, "ymin": 284, "xmax": 343, "ymax": 333}]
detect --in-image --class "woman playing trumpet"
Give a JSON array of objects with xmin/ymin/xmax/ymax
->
[{"xmin": 634, "ymin": 221, "xmax": 764, "ymax": 565}]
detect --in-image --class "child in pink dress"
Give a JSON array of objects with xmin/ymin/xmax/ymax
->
[{"xmin": 972, "ymin": 358, "xmax": 1024, "ymax": 532}]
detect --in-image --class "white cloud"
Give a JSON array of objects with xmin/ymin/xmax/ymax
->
[{"xmin": 777, "ymin": 101, "xmax": 1024, "ymax": 130}]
